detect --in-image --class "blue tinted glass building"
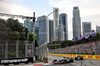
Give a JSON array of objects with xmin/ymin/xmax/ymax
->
[
  {"xmin": 49, "ymin": 20, "xmax": 54, "ymax": 42},
  {"xmin": 37, "ymin": 16, "xmax": 49, "ymax": 46},
  {"xmin": 59, "ymin": 13, "xmax": 68, "ymax": 40},
  {"xmin": 24, "ymin": 19, "xmax": 33, "ymax": 33}
]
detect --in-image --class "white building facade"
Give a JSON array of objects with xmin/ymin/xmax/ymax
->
[{"xmin": 53, "ymin": 7, "xmax": 59, "ymax": 41}]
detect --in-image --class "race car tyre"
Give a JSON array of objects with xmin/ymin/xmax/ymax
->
[
  {"xmin": 69, "ymin": 59, "xmax": 74, "ymax": 62},
  {"xmin": 53, "ymin": 59, "xmax": 57, "ymax": 62}
]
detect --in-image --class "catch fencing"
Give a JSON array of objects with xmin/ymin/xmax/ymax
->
[
  {"xmin": 0, "ymin": 40, "xmax": 33, "ymax": 59},
  {"xmin": 36, "ymin": 42, "xmax": 47, "ymax": 62}
]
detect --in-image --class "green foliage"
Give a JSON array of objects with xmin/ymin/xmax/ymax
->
[
  {"xmin": 52, "ymin": 40, "xmax": 62, "ymax": 44},
  {"xmin": 8, "ymin": 52, "xmax": 16, "ymax": 57},
  {"xmin": 90, "ymin": 32, "xmax": 100, "ymax": 41},
  {"xmin": 0, "ymin": 18, "xmax": 28, "ymax": 40},
  {"xmin": 6, "ymin": 18, "xmax": 21, "ymax": 31},
  {"xmin": 0, "ymin": 19, "xmax": 8, "ymax": 40},
  {"xmin": 8, "ymin": 31, "xmax": 21, "ymax": 40},
  {"xmin": 28, "ymin": 32, "xmax": 38, "ymax": 47},
  {"xmin": 8, "ymin": 52, "xmax": 16, "ymax": 55}
]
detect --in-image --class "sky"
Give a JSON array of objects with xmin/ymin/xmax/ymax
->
[{"xmin": 0, "ymin": 0, "xmax": 100, "ymax": 40}]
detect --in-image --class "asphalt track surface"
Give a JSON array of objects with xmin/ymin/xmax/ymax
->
[
  {"xmin": 1, "ymin": 59, "xmax": 100, "ymax": 66},
  {"xmin": 48, "ymin": 55, "xmax": 100, "ymax": 66},
  {"xmin": 42, "ymin": 59, "xmax": 100, "ymax": 66},
  {"xmin": 0, "ymin": 63, "xmax": 75, "ymax": 66},
  {"xmin": 42, "ymin": 64, "xmax": 75, "ymax": 66}
]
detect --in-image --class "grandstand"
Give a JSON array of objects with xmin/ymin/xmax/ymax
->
[{"xmin": 49, "ymin": 41, "xmax": 100, "ymax": 55}]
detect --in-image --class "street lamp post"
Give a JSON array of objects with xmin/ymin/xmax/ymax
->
[
  {"xmin": 38, "ymin": 10, "xmax": 58, "ymax": 61},
  {"xmin": 32, "ymin": 12, "xmax": 35, "ymax": 61}
]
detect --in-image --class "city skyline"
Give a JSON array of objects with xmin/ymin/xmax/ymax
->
[{"xmin": 0, "ymin": 0, "xmax": 100, "ymax": 40}]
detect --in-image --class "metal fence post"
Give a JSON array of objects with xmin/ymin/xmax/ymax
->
[
  {"xmin": 5, "ymin": 40, "xmax": 8, "ymax": 58},
  {"xmin": 16, "ymin": 40, "xmax": 19, "ymax": 58},
  {"xmin": 46, "ymin": 44, "xmax": 47, "ymax": 63},
  {"xmin": 25, "ymin": 40, "xmax": 28, "ymax": 57},
  {"xmin": 89, "ymin": 43, "xmax": 90, "ymax": 55},
  {"xmin": 81, "ymin": 60, "xmax": 82, "ymax": 66},
  {"xmin": 83, "ymin": 45, "xmax": 85, "ymax": 55},
  {"xmin": 42, "ymin": 47, "xmax": 43, "ymax": 59},
  {"xmin": 37, "ymin": 47, "xmax": 39, "ymax": 59},
  {"xmin": 95, "ymin": 42, "xmax": 97, "ymax": 55},
  {"xmin": 33, "ymin": 12, "xmax": 35, "ymax": 61}
]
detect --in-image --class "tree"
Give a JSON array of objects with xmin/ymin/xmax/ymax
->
[
  {"xmin": 0, "ymin": 19, "xmax": 8, "ymax": 53},
  {"xmin": 6, "ymin": 18, "xmax": 28, "ymax": 40},
  {"xmin": 90, "ymin": 32, "xmax": 100, "ymax": 41},
  {"xmin": 0, "ymin": 19, "xmax": 8, "ymax": 40},
  {"xmin": 28, "ymin": 32, "xmax": 38, "ymax": 47}
]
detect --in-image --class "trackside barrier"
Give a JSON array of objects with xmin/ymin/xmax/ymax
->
[
  {"xmin": 0, "ymin": 57, "xmax": 33, "ymax": 65},
  {"xmin": 47, "ymin": 53, "xmax": 100, "ymax": 60}
]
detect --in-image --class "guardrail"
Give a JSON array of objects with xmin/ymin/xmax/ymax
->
[
  {"xmin": 47, "ymin": 53, "xmax": 100, "ymax": 60},
  {"xmin": 0, "ymin": 57, "xmax": 33, "ymax": 65}
]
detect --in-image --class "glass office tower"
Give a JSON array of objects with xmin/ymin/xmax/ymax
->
[
  {"xmin": 72, "ymin": 6, "xmax": 81, "ymax": 41},
  {"xmin": 59, "ymin": 13, "xmax": 68, "ymax": 40}
]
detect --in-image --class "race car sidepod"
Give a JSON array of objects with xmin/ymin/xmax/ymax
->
[{"xmin": 75, "ymin": 56, "xmax": 83, "ymax": 60}]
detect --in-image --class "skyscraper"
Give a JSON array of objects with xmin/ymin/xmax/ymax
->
[
  {"xmin": 96, "ymin": 26, "xmax": 100, "ymax": 34},
  {"xmin": 49, "ymin": 20, "xmax": 54, "ymax": 42},
  {"xmin": 53, "ymin": 7, "xmax": 59, "ymax": 41},
  {"xmin": 37, "ymin": 15, "xmax": 49, "ymax": 46},
  {"xmin": 72, "ymin": 6, "xmax": 81, "ymax": 41},
  {"xmin": 82, "ymin": 22, "xmax": 91, "ymax": 37},
  {"xmin": 59, "ymin": 13, "xmax": 68, "ymax": 40},
  {"xmin": 24, "ymin": 19, "xmax": 33, "ymax": 33},
  {"xmin": 58, "ymin": 24, "xmax": 64, "ymax": 40}
]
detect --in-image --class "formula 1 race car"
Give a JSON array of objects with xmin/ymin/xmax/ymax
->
[
  {"xmin": 64, "ymin": 57, "xmax": 74, "ymax": 63},
  {"xmin": 52, "ymin": 57, "xmax": 74, "ymax": 64},
  {"xmin": 75, "ymin": 56, "xmax": 83, "ymax": 60},
  {"xmin": 52, "ymin": 59, "xmax": 58, "ymax": 64},
  {"xmin": 52, "ymin": 59, "xmax": 69, "ymax": 64}
]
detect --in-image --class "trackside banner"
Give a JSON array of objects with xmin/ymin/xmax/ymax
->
[
  {"xmin": 0, "ymin": 57, "xmax": 33, "ymax": 65},
  {"xmin": 47, "ymin": 53, "xmax": 100, "ymax": 60}
]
